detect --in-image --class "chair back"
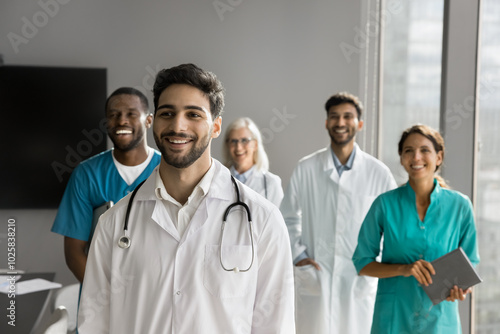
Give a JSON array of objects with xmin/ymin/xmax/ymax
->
[
  {"xmin": 43, "ymin": 306, "xmax": 68, "ymax": 334},
  {"xmin": 51, "ymin": 284, "xmax": 80, "ymax": 333}
]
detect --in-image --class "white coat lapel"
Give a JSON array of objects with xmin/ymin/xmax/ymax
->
[
  {"xmin": 131, "ymin": 171, "xmax": 182, "ymax": 241},
  {"xmin": 349, "ymin": 143, "xmax": 363, "ymax": 172},
  {"xmin": 151, "ymin": 200, "xmax": 181, "ymax": 241},
  {"xmin": 322, "ymin": 146, "xmax": 339, "ymax": 183},
  {"xmin": 178, "ymin": 160, "xmax": 234, "ymax": 243},
  {"xmin": 180, "ymin": 198, "xmax": 209, "ymax": 243}
]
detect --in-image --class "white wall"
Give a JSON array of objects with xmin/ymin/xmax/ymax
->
[{"xmin": 0, "ymin": 0, "xmax": 364, "ymax": 286}]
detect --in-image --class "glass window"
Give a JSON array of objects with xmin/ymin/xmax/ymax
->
[
  {"xmin": 380, "ymin": 0, "xmax": 444, "ymax": 184},
  {"xmin": 475, "ymin": 0, "xmax": 500, "ymax": 332}
]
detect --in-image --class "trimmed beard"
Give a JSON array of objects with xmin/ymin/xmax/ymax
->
[
  {"xmin": 109, "ymin": 129, "xmax": 144, "ymax": 153},
  {"xmin": 328, "ymin": 131, "xmax": 356, "ymax": 146},
  {"xmin": 154, "ymin": 127, "xmax": 212, "ymax": 169}
]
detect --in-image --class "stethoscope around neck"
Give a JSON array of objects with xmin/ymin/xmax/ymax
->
[
  {"xmin": 117, "ymin": 179, "xmax": 146, "ymax": 249},
  {"xmin": 118, "ymin": 176, "xmax": 255, "ymax": 274},
  {"xmin": 219, "ymin": 176, "xmax": 254, "ymax": 273}
]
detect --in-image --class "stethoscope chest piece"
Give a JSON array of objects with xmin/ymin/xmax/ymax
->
[
  {"xmin": 118, "ymin": 235, "xmax": 131, "ymax": 249},
  {"xmin": 118, "ymin": 180, "xmax": 146, "ymax": 250}
]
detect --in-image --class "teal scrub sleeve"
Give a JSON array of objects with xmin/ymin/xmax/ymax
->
[
  {"xmin": 352, "ymin": 195, "xmax": 385, "ymax": 274},
  {"xmin": 51, "ymin": 164, "xmax": 94, "ymax": 241}
]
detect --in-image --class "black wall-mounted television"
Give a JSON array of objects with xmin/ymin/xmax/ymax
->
[{"xmin": 0, "ymin": 65, "xmax": 107, "ymax": 209}]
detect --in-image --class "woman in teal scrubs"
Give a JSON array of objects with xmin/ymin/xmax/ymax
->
[{"xmin": 352, "ymin": 124, "xmax": 479, "ymax": 334}]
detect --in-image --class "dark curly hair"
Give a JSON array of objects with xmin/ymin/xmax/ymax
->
[
  {"xmin": 324, "ymin": 92, "xmax": 363, "ymax": 119},
  {"xmin": 152, "ymin": 63, "xmax": 225, "ymax": 119}
]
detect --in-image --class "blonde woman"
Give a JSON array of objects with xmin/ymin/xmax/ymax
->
[{"xmin": 223, "ymin": 117, "xmax": 284, "ymax": 207}]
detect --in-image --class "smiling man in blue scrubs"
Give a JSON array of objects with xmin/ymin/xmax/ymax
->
[{"xmin": 51, "ymin": 87, "xmax": 161, "ymax": 283}]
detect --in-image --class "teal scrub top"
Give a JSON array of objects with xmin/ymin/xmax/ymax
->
[
  {"xmin": 353, "ymin": 179, "xmax": 479, "ymax": 334},
  {"xmin": 51, "ymin": 150, "xmax": 161, "ymax": 242}
]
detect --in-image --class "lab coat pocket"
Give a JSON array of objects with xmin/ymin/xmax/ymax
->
[
  {"xmin": 204, "ymin": 244, "xmax": 257, "ymax": 299},
  {"xmin": 294, "ymin": 264, "xmax": 321, "ymax": 296}
]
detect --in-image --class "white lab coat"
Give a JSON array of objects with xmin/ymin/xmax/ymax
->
[
  {"xmin": 242, "ymin": 169, "xmax": 284, "ymax": 207},
  {"xmin": 78, "ymin": 160, "xmax": 295, "ymax": 334},
  {"xmin": 280, "ymin": 144, "xmax": 396, "ymax": 334}
]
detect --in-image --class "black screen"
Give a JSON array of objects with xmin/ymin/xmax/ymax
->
[{"xmin": 0, "ymin": 65, "xmax": 107, "ymax": 208}]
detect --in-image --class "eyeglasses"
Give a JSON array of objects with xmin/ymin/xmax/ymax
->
[{"xmin": 227, "ymin": 137, "xmax": 254, "ymax": 146}]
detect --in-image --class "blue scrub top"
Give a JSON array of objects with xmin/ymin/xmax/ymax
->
[
  {"xmin": 51, "ymin": 149, "xmax": 161, "ymax": 242},
  {"xmin": 353, "ymin": 179, "xmax": 479, "ymax": 334}
]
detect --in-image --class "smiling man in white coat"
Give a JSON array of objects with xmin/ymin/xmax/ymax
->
[
  {"xmin": 280, "ymin": 92, "xmax": 396, "ymax": 334},
  {"xmin": 78, "ymin": 63, "xmax": 295, "ymax": 334}
]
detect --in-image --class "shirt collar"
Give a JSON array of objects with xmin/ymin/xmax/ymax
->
[
  {"xmin": 155, "ymin": 159, "xmax": 216, "ymax": 204},
  {"xmin": 331, "ymin": 145, "xmax": 357, "ymax": 175},
  {"xmin": 230, "ymin": 165, "xmax": 255, "ymax": 183}
]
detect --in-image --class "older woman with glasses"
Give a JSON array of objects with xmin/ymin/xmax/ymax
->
[{"xmin": 223, "ymin": 117, "xmax": 284, "ymax": 207}]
